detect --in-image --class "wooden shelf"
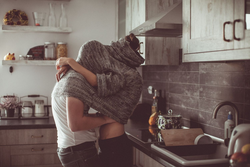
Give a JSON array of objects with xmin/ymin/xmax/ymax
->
[
  {"xmin": 2, "ymin": 60, "xmax": 56, "ymax": 66},
  {"xmin": 2, "ymin": 25, "xmax": 72, "ymax": 33}
]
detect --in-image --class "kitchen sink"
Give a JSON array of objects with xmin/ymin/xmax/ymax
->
[{"xmin": 151, "ymin": 143, "xmax": 229, "ymax": 167}]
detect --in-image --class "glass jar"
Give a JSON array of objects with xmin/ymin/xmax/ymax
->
[
  {"xmin": 19, "ymin": 55, "xmax": 27, "ymax": 60},
  {"xmin": 34, "ymin": 100, "xmax": 45, "ymax": 117},
  {"xmin": 44, "ymin": 42, "xmax": 56, "ymax": 60},
  {"xmin": 56, "ymin": 42, "xmax": 67, "ymax": 59}
]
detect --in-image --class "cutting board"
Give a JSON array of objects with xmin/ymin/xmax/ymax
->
[{"xmin": 161, "ymin": 128, "xmax": 204, "ymax": 146}]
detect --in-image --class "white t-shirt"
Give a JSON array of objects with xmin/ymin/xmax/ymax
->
[{"xmin": 51, "ymin": 95, "xmax": 98, "ymax": 148}]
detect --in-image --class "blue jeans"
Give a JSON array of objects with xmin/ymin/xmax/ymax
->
[{"xmin": 57, "ymin": 143, "xmax": 100, "ymax": 167}]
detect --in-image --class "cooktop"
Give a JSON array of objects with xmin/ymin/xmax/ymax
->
[{"xmin": 126, "ymin": 127, "xmax": 164, "ymax": 144}]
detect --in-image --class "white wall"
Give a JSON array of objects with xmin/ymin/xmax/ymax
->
[{"xmin": 0, "ymin": 0, "xmax": 117, "ymax": 112}]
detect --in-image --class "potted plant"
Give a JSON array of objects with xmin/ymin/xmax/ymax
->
[{"xmin": 0, "ymin": 95, "xmax": 21, "ymax": 117}]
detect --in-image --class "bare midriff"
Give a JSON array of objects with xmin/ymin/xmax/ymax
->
[{"xmin": 99, "ymin": 122, "xmax": 124, "ymax": 140}]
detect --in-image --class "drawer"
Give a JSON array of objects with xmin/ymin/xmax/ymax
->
[
  {"xmin": 10, "ymin": 144, "xmax": 61, "ymax": 166},
  {"xmin": 3, "ymin": 128, "xmax": 57, "ymax": 145},
  {"xmin": 11, "ymin": 143, "xmax": 57, "ymax": 155},
  {"xmin": 11, "ymin": 153, "xmax": 61, "ymax": 166}
]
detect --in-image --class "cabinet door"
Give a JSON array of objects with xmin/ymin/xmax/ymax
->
[
  {"xmin": 133, "ymin": 148, "xmax": 164, "ymax": 167},
  {"xmin": 0, "ymin": 146, "xmax": 11, "ymax": 167},
  {"xmin": 126, "ymin": 0, "xmax": 181, "ymax": 65},
  {"xmin": 183, "ymin": 0, "xmax": 234, "ymax": 61},
  {"xmin": 234, "ymin": 0, "xmax": 250, "ymax": 49}
]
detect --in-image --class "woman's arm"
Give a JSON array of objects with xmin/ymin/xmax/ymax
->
[
  {"xmin": 66, "ymin": 96, "xmax": 114, "ymax": 132},
  {"xmin": 56, "ymin": 57, "xmax": 97, "ymax": 87}
]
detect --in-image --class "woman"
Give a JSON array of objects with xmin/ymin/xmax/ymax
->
[{"xmin": 52, "ymin": 33, "xmax": 144, "ymax": 167}]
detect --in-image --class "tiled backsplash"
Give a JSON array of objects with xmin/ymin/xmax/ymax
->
[{"xmin": 141, "ymin": 61, "xmax": 250, "ymax": 139}]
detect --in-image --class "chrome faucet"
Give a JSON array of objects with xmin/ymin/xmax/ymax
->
[{"xmin": 212, "ymin": 101, "xmax": 239, "ymax": 126}]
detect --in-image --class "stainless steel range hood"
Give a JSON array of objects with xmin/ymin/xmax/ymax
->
[{"xmin": 129, "ymin": 1, "xmax": 182, "ymax": 37}]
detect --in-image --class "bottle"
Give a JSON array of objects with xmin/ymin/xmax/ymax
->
[
  {"xmin": 224, "ymin": 111, "xmax": 235, "ymax": 139},
  {"xmin": 157, "ymin": 90, "xmax": 166, "ymax": 114},
  {"xmin": 59, "ymin": 3, "xmax": 68, "ymax": 28},
  {"xmin": 152, "ymin": 90, "xmax": 158, "ymax": 114},
  {"xmin": 48, "ymin": 3, "xmax": 56, "ymax": 27}
]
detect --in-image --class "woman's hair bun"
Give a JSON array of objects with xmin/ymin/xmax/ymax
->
[{"xmin": 125, "ymin": 33, "xmax": 140, "ymax": 51}]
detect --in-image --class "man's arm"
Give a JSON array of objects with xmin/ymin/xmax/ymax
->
[{"xmin": 66, "ymin": 96, "xmax": 114, "ymax": 132}]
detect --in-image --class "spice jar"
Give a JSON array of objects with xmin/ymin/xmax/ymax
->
[
  {"xmin": 44, "ymin": 42, "xmax": 56, "ymax": 60},
  {"xmin": 56, "ymin": 42, "xmax": 67, "ymax": 59}
]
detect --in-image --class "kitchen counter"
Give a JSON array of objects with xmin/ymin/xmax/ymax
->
[
  {"xmin": 0, "ymin": 117, "xmax": 56, "ymax": 130},
  {"xmin": 0, "ymin": 117, "xmax": 224, "ymax": 167}
]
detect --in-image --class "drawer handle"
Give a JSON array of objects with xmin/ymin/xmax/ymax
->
[
  {"xmin": 223, "ymin": 21, "xmax": 233, "ymax": 42},
  {"xmin": 233, "ymin": 19, "xmax": 244, "ymax": 41},
  {"xmin": 139, "ymin": 42, "xmax": 143, "ymax": 54},
  {"xmin": 31, "ymin": 148, "xmax": 44, "ymax": 152},
  {"xmin": 31, "ymin": 135, "xmax": 44, "ymax": 138}
]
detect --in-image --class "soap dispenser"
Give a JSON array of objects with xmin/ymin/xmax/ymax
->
[{"xmin": 224, "ymin": 111, "xmax": 235, "ymax": 141}]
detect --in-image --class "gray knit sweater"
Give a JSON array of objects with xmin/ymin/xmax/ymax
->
[{"xmin": 52, "ymin": 38, "xmax": 144, "ymax": 124}]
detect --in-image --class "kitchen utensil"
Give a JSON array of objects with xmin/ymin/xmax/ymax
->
[
  {"xmin": 156, "ymin": 109, "xmax": 182, "ymax": 129},
  {"xmin": 228, "ymin": 124, "xmax": 250, "ymax": 156},
  {"xmin": 34, "ymin": 100, "xmax": 45, "ymax": 117},
  {"xmin": 161, "ymin": 128, "xmax": 204, "ymax": 146},
  {"xmin": 21, "ymin": 101, "xmax": 33, "ymax": 117},
  {"xmin": 33, "ymin": 12, "xmax": 46, "ymax": 26}
]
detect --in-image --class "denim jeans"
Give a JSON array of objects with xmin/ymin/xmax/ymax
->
[
  {"xmin": 57, "ymin": 144, "xmax": 100, "ymax": 167},
  {"xmin": 99, "ymin": 133, "xmax": 133, "ymax": 167}
]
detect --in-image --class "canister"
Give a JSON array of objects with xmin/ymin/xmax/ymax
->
[
  {"xmin": 156, "ymin": 109, "xmax": 182, "ymax": 130},
  {"xmin": 44, "ymin": 42, "xmax": 56, "ymax": 60},
  {"xmin": 21, "ymin": 101, "xmax": 33, "ymax": 117},
  {"xmin": 34, "ymin": 100, "xmax": 45, "ymax": 117},
  {"xmin": 56, "ymin": 42, "xmax": 67, "ymax": 59}
]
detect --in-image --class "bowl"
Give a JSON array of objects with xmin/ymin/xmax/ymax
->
[{"xmin": 32, "ymin": 12, "xmax": 46, "ymax": 26}]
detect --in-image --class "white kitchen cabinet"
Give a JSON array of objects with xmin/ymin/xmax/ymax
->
[
  {"xmin": 182, "ymin": 0, "xmax": 250, "ymax": 62},
  {"xmin": 125, "ymin": 0, "xmax": 181, "ymax": 65},
  {"xmin": 133, "ymin": 147, "xmax": 164, "ymax": 167},
  {"xmin": 0, "ymin": 128, "xmax": 62, "ymax": 167}
]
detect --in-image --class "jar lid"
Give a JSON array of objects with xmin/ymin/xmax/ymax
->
[
  {"xmin": 57, "ymin": 42, "xmax": 67, "ymax": 44},
  {"xmin": 160, "ymin": 109, "xmax": 181, "ymax": 118},
  {"xmin": 44, "ymin": 42, "xmax": 55, "ymax": 45},
  {"xmin": 35, "ymin": 100, "xmax": 44, "ymax": 104},
  {"xmin": 22, "ymin": 101, "xmax": 32, "ymax": 107}
]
